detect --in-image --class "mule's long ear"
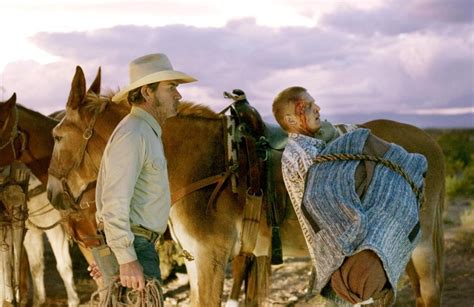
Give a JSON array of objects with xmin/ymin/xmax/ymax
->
[
  {"xmin": 1, "ymin": 92, "xmax": 16, "ymax": 111},
  {"xmin": 67, "ymin": 66, "xmax": 87, "ymax": 110},
  {"xmin": 5, "ymin": 92, "xmax": 17, "ymax": 106},
  {"xmin": 88, "ymin": 67, "xmax": 101, "ymax": 95}
]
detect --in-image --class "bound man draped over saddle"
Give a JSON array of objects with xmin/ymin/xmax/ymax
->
[{"xmin": 272, "ymin": 86, "xmax": 427, "ymax": 306}]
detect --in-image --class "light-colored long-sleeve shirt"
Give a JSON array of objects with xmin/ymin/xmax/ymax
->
[{"xmin": 96, "ymin": 106, "xmax": 171, "ymax": 264}]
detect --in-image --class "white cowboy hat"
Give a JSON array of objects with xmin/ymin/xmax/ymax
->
[{"xmin": 112, "ymin": 53, "xmax": 197, "ymax": 102}]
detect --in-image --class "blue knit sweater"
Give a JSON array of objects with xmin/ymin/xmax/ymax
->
[{"xmin": 302, "ymin": 128, "xmax": 427, "ymax": 304}]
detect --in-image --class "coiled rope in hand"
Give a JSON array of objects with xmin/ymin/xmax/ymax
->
[{"xmin": 89, "ymin": 278, "xmax": 164, "ymax": 307}]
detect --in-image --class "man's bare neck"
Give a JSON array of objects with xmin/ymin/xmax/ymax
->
[{"xmin": 136, "ymin": 103, "xmax": 166, "ymax": 126}]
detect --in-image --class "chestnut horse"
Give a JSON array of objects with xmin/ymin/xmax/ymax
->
[
  {"xmin": 0, "ymin": 94, "xmax": 82, "ymax": 306},
  {"xmin": 47, "ymin": 67, "xmax": 444, "ymax": 306}
]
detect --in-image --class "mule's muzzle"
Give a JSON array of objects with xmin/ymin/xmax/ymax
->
[{"xmin": 47, "ymin": 175, "xmax": 73, "ymax": 210}]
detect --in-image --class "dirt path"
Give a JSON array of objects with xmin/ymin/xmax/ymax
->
[{"xmin": 32, "ymin": 201, "xmax": 473, "ymax": 306}]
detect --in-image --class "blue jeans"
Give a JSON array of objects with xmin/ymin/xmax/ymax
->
[{"xmin": 133, "ymin": 236, "xmax": 161, "ymax": 281}]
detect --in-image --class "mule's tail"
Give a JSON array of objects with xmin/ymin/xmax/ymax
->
[{"xmin": 433, "ymin": 182, "xmax": 445, "ymax": 293}]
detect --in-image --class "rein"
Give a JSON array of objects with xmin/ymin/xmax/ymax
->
[
  {"xmin": 0, "ymin": 105, "xmax": 27, "ymax": 161},
  {"xmin": 313, "ymin": 153, "xmax": 425, "ymax": 207}
]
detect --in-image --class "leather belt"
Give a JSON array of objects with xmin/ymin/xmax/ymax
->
[{"xmin": 131, "ymin": 224, "xmax": 161, "ymax": 243}]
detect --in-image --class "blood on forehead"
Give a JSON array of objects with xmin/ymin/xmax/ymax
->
[{"xmin": 294, "ymin": 100, "xmax": 308, "ymax": 115}]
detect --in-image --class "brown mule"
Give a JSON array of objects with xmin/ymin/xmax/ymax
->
[
  {"xmin": 0, "ymin": 91, "xmax": 105, "ymax": 298},
  {"xmin": 0, "ymin": 94, "xmax": 82, "ymax": 305},
  {"xmin": 47, "ymin": 66, "xmax": 444, "ymax": 306}
]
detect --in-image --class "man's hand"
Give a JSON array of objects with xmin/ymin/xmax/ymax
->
[
  {"xmin": 87, "ymin": 261, "xmax": 102, "ymax": 280},
  {"xmin": 331, "ymin": 249, "xmax": 387, "ymax": 304},
  {"xmin": 120, "ymin": 260, "xmax": 145, "ymax": 291}
]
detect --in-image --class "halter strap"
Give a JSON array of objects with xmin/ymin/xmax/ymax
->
[
  {"xmin": 0, "ymin": 106, "xmax": 27, "ymax": 161},
  {"xmin": 73, "ymin": 101, "xmax": 103, "ymax": 170}
]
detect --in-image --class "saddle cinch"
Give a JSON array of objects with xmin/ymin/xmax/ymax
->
[{"xmin": 222, "ymin": 89, "xmax": 290, "ymax": 305}]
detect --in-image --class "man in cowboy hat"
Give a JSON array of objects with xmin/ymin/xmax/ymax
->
[{"xmin": 90, "ymin": 53, "xmax": 196, "ymax": 291}]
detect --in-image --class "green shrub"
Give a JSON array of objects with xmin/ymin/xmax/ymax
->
[
  {"xmin": 436, "ymin": 131, "xmax": 474, "ymax": 175},
  {"xmin": 446, "ymin": 164, "xmax": 474, "ymax": 200},
  {"xmin": 429, "ymin": 129, "xmax": 474, "ymax": 201}
]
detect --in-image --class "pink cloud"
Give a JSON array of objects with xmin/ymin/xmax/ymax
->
[{"xmin": 2, "ymin": 13, "xmax": 472, "ymax": 128}]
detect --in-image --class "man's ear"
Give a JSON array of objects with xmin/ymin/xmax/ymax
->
[
  {"xmin": 140, "ymin": 86, "xmax": 153, "ymax": 101},
  {"xmin": 284, "ymin": 114, "xmax": 298, "ymax": 127}
]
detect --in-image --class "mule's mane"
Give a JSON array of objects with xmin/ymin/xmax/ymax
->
[
  {"xmin": 84, "ymin": 91, "xmax": 221, "ymax": 120},
  {"xmin": 16, "ymin": 104, "xmax": 54, "ymax": 120},
  {"xmin": 177, "ymin": 102, "xmax": 221, "ymax": 119},
  {"xmin": 84, "ymin": 92, "xmax": 112, "ymax": 113}
]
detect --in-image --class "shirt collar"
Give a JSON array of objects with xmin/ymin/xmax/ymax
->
[
  {"xmin": 288, "ymin": 132, "xmax": 325, "ymax": 147},
  {"xmin": 130, "ymin": 106, "xmax": 162, "ymax": 137}
]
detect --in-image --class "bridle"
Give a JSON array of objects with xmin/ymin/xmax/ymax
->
[
  {"xmin": 48, "ymin": 98, "xmax": 108, "ymax": 210},
  {"xmin": 0, "ymin": 105, "xmax": 27, "ymax": 162}
]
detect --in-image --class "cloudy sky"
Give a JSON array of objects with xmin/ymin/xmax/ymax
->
[{"xmin": 0, "ymin": 0, "xmax": 472, "ymax": 127}]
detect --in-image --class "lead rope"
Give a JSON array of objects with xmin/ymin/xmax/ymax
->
[{"xmin": 89, "ymin": 278, "xmax": 164, "ymax": 307}]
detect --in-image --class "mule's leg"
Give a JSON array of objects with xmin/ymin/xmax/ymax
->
[
  {"xmin": 19, "ymin": 248, "xmax": 30, "ymax": 305},
  {"xmin": 171, "ymin": 194, "xmax": 238, "ymax": 307},
  {"xmin": 410, "ymin": 242, "xmax": 442, "ymax": 307},
  {"xmin": 405, "ymin": 259, "xmax": 422, "ymax": 303},
  {"xmin": 45, "ymin": 226, "xmax": 80, "ymax": 307},
  {"xmin": 23, "ymin": 229, "xmax": 46, "ymax": 307},
  {"xmin": 409, "ymin": 192, "xmax": 444, "ymax": 307},
  {"xmin": 185, "ymin": 244, "xmax": 232, "ymax": 307}
]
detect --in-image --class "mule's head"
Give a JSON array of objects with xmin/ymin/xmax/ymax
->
[
  {"xmin": 47, "ymin": 66, "xmax": 106, "ymax": 210},
  {"xmin": 0, "ymin": 93, "xmax": 20, "ymax": 167}
]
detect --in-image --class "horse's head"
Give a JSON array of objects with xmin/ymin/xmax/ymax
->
[
  {"xmin": 47, "ymin": 66, "xmax": 107, "ymax": 210},
  {"xmin": 47, "ymin": 66, "xmax": 130, "ymax": 210},
  {"xmin": 0, "ymin": 93, "xmax": 22, "ymax": 167}
]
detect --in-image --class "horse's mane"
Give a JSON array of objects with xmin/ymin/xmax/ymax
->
[
  {"xmin": 16, "ymin": 104, "xmax": 56, "ymax": 121},
  {"xmin": 84, "ymin": 91, "xmax": 221, "ymax": 120},
  {"xmin": 177, "ymin": 102, "xmax": 221, "ymax": 119},
  {"xmin": 84, "ymin": 92, "xmax": 113, "ymax": 113}
]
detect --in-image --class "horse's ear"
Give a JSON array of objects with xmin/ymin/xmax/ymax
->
[
  {"xmin": 1, "ymin": 93, "xmax": 16, "ymax": 112},
  {"xmin": 5, "ymin": 92, "xmax": 17, "ymax": 106},
  {"xmin": 88, "ymin": 67, "xmax": 101, "ymax": 95},
  {"xmin": 67, "ymin": 66, "xmax": 87, "ymax": 110}
]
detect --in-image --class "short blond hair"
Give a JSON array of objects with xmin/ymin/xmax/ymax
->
[{"xmin": 272, "ymin": 86, "xmax": 307, "ymax": 130}]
